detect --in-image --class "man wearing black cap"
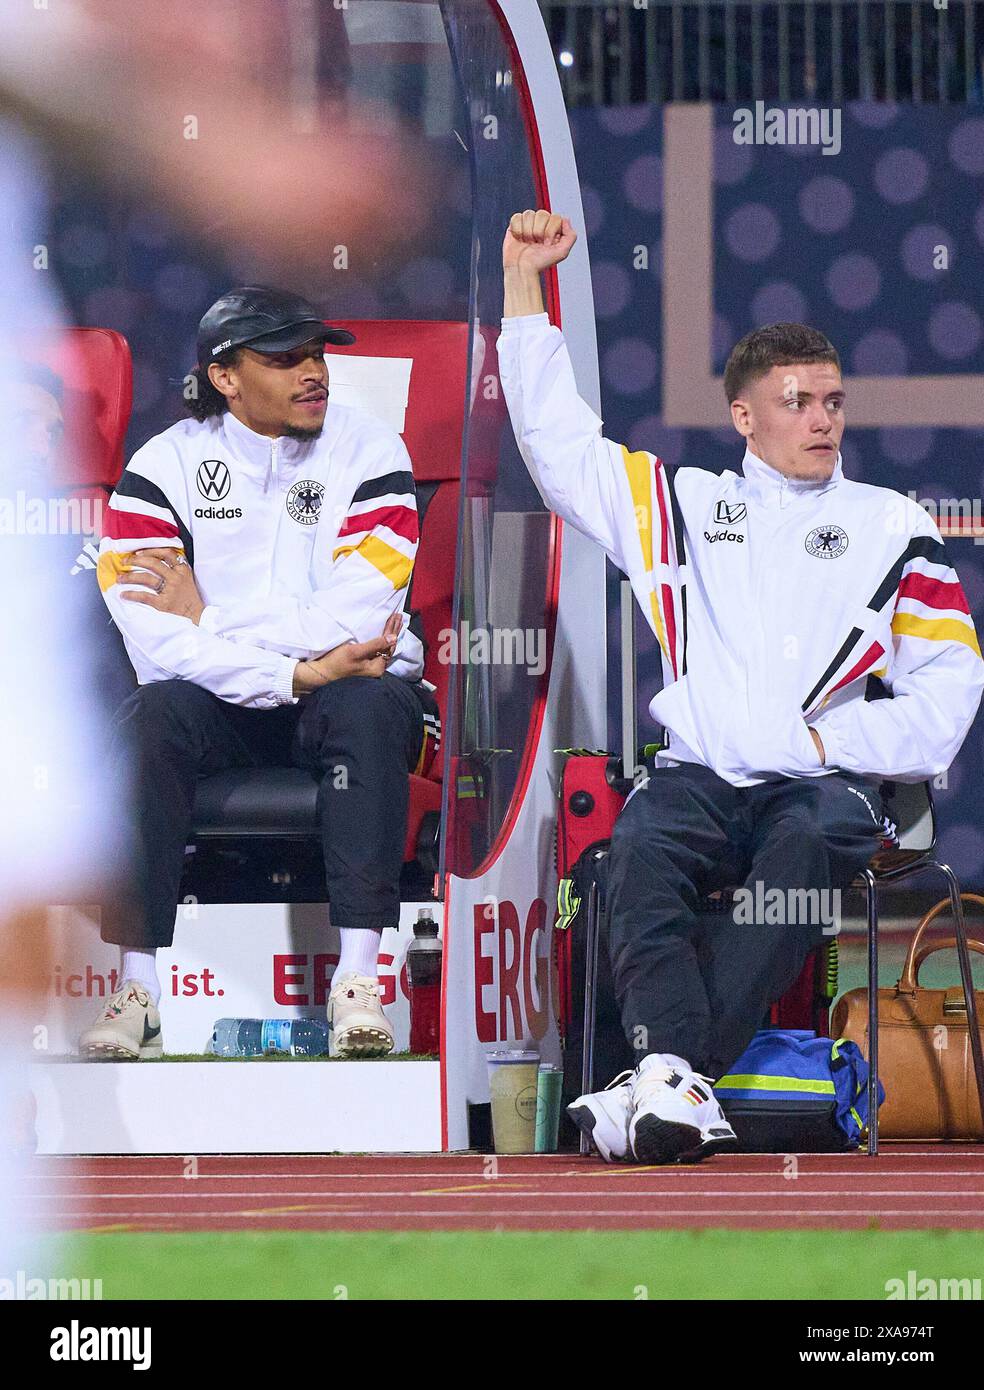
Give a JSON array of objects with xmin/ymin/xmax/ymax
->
[{"xmin": 80, "ymin": 287, "xmax": 438, "ymax": 1061}]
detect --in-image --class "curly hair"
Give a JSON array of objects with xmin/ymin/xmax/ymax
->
[
  {"xmin": 724, "ymin": 323, "xmax": 840, "ymax": 404},
  {"xmin": 184, "ymin": 348, "xmax": 242, "ymax": 422}
]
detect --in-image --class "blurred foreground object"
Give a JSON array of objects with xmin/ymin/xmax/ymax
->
[{"xmin": 0, "ymin": 0, "xmax": 435, "ymax": 278}]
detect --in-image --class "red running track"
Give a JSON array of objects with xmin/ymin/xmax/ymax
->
[{"xmin": 16, "ymin": 1146, "xmax": 984, "ymax": 1233}]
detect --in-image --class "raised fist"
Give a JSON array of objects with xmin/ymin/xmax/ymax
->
[{"xmin": 502, "ymin": 209, "xmax": 577, "ymax": 273}]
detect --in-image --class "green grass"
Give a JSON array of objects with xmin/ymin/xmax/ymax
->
[{"xmin": 48, "ymin": 1231, "xmax": 984, "ymax": 1300}]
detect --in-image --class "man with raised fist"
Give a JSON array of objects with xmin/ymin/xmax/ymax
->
[{"xmin": 500, "ymin": 209, "xmax": 983, "ymax": 1165}]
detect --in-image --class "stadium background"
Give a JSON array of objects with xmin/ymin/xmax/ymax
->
[{"xmin": 39, "ymin": 98, "xmax": 984, "ymax": 885}]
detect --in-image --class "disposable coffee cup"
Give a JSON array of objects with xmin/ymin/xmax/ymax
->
[
  {"xmin": 534, "ymin": 1065, "xmax": 563, "ymax": 1153},
  {"xmin": 487, "ymin": 1050, "xmax": 539, "ymax": 1154}
]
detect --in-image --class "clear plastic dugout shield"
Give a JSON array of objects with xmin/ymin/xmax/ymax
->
[{"xmin": 437, "ymin": 0, "xmax": 607, "ymax": 1148}]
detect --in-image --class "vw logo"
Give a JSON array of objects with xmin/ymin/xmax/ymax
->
[
  {"xmin": 197, "ymin": 459, "xmax": 231, "ymax": 501},
  {"xmin": 713, "ymin": 500, "xmax": 747, "ymax": 526}
]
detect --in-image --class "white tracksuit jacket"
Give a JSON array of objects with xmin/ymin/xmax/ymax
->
[
  {"xmin": 498, "ymin": 313, "xmax": 984, "ymax": 785},
  {"xmin": 97, "ymin": 405, "xmax": 423, "ymax": 708}
]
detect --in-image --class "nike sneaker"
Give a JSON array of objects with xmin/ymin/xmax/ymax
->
[
  {"xmin": 78, "ymin": 981, "xmax": 163, "ymax": 1060},
  {"xmin": 327, "ymin": 972, "xmax": 394, "ymax": 1058}
]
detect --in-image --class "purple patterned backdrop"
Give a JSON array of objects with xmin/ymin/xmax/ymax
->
[
  {"xmin": 570, "ymin": 102, "xmax": 984, "ymax": 885},
  {"xmin": 41, "ymin": 102, "xmax": 984, "ymax": 883}
]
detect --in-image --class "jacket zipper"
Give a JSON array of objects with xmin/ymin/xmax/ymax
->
[
  {"xmin": 267, "ymin": 438, "xmax": 280, "ymax": 493},
  {"xmin": 746, "ymin": 473, "xmax": 788, "ymax": 738}
]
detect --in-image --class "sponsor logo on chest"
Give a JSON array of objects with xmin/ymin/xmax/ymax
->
[
  {"xmin": 194, "ymin": 459, "xmax": 242, "ymax": 519},
  {"xmin": 197, "ymin": 459, "xmax": 231, "ymax": 500},
  {"xmin": 704, "ymin": 498, "xmax": 747, "ymax": 543},
  {"xmin": 713, "ymin": 499, "xmax": 747, "ymax": 526},
  {"xmin": 704, "ymin": 528, "xmax": 745, "ymax": 544}
]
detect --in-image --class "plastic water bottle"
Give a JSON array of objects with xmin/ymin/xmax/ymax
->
[
  {"xmin": 209, "ymin": 1018, "xmax": 330, "ymax": 1057},
  {"xmin": 407, "ymin": 909, "xmax": 442, "ymax": 1055}
]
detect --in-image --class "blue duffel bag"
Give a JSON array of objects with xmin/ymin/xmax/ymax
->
[{"xmin": 714, "ymin": 1029, "xmax": 884, "ymax": 1152}]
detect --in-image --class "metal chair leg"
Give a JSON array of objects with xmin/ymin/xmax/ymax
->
[
  {"xmin": 861, "ymin": 868, "xmax": 879, "ymax": 1156},
  {"xmin": 579, "ymin": 879, "xmax": 602, "ymax": 1156},
  {"xmin": 934, "ymin": 862, "xmax": 984, "ymax": 1137}
]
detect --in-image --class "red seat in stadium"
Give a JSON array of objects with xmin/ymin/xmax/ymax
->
[
  {"xmin": 190, "ymin": 319, "xmax": 472, "ymax": 871},
  {"xmin": 20, "ymin": 326, "xmax": 133, "ymax": 509},
  {"xmin": 28, "ymin": 318, "xmax": 468, "ymax": 878}
]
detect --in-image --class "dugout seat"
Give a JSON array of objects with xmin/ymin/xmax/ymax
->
[
  {"xmin": 18, "ymin": 327, "xmax": 138, "ymax": 715},
  {"xmin": 18, "ymin": 326, "xmax": 133, "ymax": 507},
  {"xmin": 189, "ymin": 319, "xmax": 490, "ymax": 882}
]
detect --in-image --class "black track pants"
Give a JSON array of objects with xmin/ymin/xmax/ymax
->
[
  {"xmin": 102, "ymin": 674, "xmax": 427, "ymax": 948},
  {"xmin": 606, "ymin": 761, "xmax": 885, "ymax": 1078}
]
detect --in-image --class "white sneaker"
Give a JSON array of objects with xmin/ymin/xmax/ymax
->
[
  {"xmin": 78, "ymin": 981, "xmax": 163, "ymax": 1060},
  {"xmin": 628, "ymin": 1053, "xmax": 737, "ymax": 1164},
  {"xmin": 698, "ymin": 1113, "xmax": 741, "ymax": 1159},
  {"xmin": 327, "ymin": 972, "xmax": 394, "ymax": 1058},
  {"xmin": 566, "ymin": 1070, "xmax": 634, "ymax": 1162}
]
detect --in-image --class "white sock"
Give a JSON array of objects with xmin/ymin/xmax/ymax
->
[
  {"xmin": 638, "ymin": 1052, "xmax": 693, "ymax": 1074},
  {"xmin": 335, "ymin": 927, "xmax": 382, "ymax": 981},
  {"xmin": 120, "ymin": 949, "xmax": 160, "ymax": 1004}
]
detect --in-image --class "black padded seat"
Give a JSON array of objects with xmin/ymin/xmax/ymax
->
[{"xmin": 192, "ymin": 769, "xmax": 320, "ymax": 838}]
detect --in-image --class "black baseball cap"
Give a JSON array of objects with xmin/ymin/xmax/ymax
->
[{"xmin": 196, "ymin": 286, "xmax": 356, "ymax": 366}]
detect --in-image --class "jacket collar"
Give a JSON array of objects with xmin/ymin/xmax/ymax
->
[
  {"xmin": 219, "ymin": 408, "xmax": 318, "ymax": 469},
  {"xmin": 739, "ymin": 445, "xmax": 843, "ymax": 507}
]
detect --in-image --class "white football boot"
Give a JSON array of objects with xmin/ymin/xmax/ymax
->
[
  {"xmin": 628, "ymin": 1053, "xmax": 738, "ymax": 1164},
  {"xmin": 566, "ymin": 1070, "xmax": 634, "ymax": 1162},
  {"xmin": 78, "ymin": 981, "xmax": 163, "ymax": 1060},
  {"xmin": 327, "ymin": 972, "xmax": 395, "ymax": 1058}
]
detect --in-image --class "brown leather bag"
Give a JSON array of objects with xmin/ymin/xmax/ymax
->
[{"xmin": 831, "ymin": 893, "xmax": 984, "ymax": 1140}]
